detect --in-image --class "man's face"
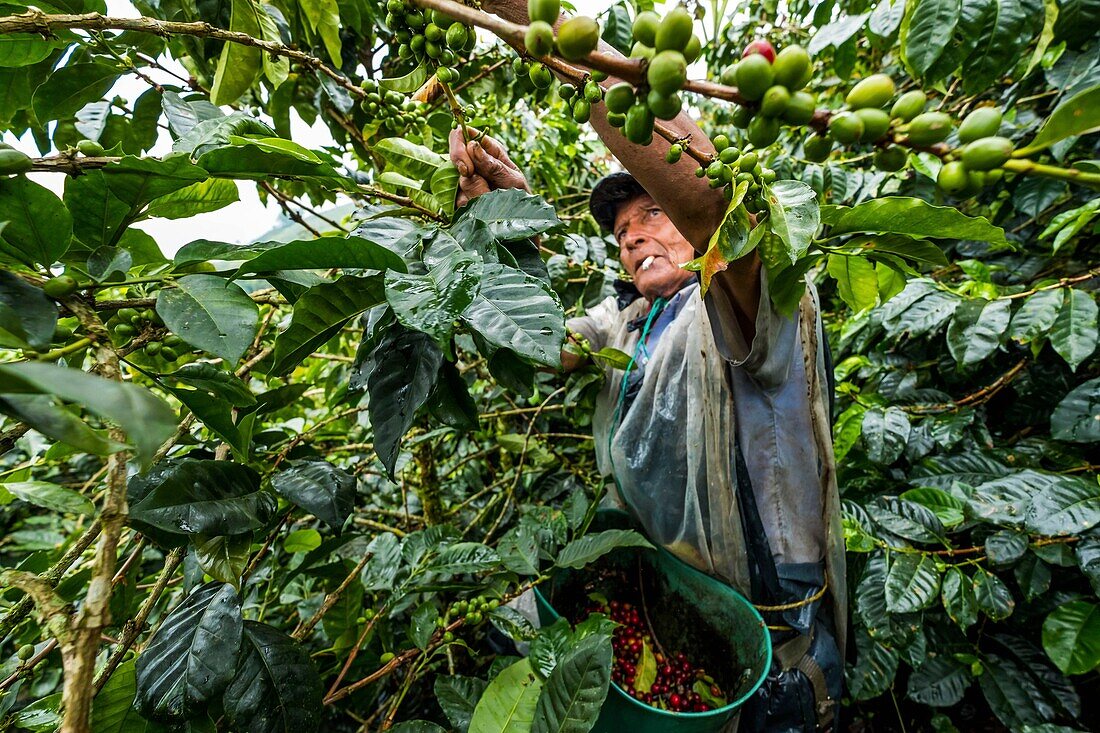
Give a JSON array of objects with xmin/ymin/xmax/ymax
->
[{"xmin": 613, "ymin": 194, "xmax": 697, "ymax": 300}]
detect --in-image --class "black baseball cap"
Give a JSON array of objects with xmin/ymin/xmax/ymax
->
[{"xmin": 589, "ymin": 171, "xmax": 647, "ymax": 233}]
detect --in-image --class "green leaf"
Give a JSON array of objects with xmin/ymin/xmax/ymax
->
[
  {"xmin": 1051, "ymin": 376, "xmax": 1100, "ymax": 443},
  {"xmin": 271, "ymin": 459, "xmax": 355, "ymax": 533},
  {"xmin": 379, "ymin": 63, "xmax": 429, "ymax": 93},
  {"xmin": 430, "ymin": 162, "xmax": 461, "ymax": 218},
  {"xmin": 946, "ymin": 298, "xmax": 1010, "ymax": 365},
  {"xmin": 428, "ymin": 541, "xmax": 500, "ymax": 574},
  {"xmin": 0, "ymin": 33, "xmax": 60, "ymax": 68},
  {"xmin": 848, "ymin": 626, "xmax": 899, "ymax": 700},
  {"xmin": 135, "ymin": 582, "xmax": 243, "ymax": 722},
  {"xmin": 941, "ymin": 566, "xmax": 978, "ymax": 629},
  {"xmin": 555, "ymin": 529, "xmax": 653, "ymax": 570},
  {"xmin": 170, "ymin": 363, "xmax": 256, "ymax": 407},
  {"xmin": 299, "ymin": 0, "xmax": 342, "ymax": 62},
  {"xmin": 0, "ymin": 362, "xmax": 175, "ymax": 466},
  {"xmin": 901, "ymin": 486, "xmax": 966, "ymax": 527},
  {"xmin": 908, "ymin": 655, "xmax": 970, "ymax": 707},
  {"xmin": 974, "ymin": 567, "xmax": 1015, "ymax": 620},
  {"xmin": 497, "ymin": 524, "xmax": 540, "ymax": 576},
  {"xmin": 375, "ymin": 137, "xmax": 446, "ymax": 179},
  {"xmin": 367, "ymin": 328, "xmax": 443, "ymax": 478},
  {"xmin": 1049, "ymin": 288, "xmax": 1097, "ymax": 371},
  {"xmin": 1043, "ymin": 601, "xmax": 1100, "ymax": 675},
  {"xmin": 435, "ymin": 675, "xmax": 488, "ymax": 733},
  {"xmin": 193, "ymin": 533, "xmax": 251, "ymax": 586},
  {"xmin": 0, "ymin": 176, "xmax": 73, "ymax": 267},
  {"xmin": 0, "ymin": 270, "xmax": 57, "ymax": 350},
  {"xmin": 861, "ymin": 406, "xmax": 911, "ymax": 464},
  {"xmin": 827, "ymin": 253, "xmax": 879, "ymax": 311},
  {"xmin": 823, "ymin": 197, "xmax": 1007, "ymax": 243},
  {"xmin": 91, "ymin": 660, "xmax": 158, "ymax": 733},
  {"xmin": 1019, "ymin": 84, "xmax": 1100, "ymax": 156},
  {"xmin": 165, "ymin": 386, "xmax": 249, "ymax": 457},
  {"xmin": 884, "ymin": 552, "xmax": 941, "ymax": 613},
  {"xmin": 958, "ymin": 0, "xmax": 1037, "ymax": 93},
  {"xmin": 1014, "ymin": 551, "xmax": 1052, "ymax": 601},
  {"xmin": 271, "ymin": 275, "xmax": 385, "ymax": 374},
  {"xmin": 32, "ymin": 62, "xmax": 119, "ymax": 122},
  {"xmin": 469, "ymin": 657, "xmax": 544, "ymax": 733},
  {"xmin": 1008, "ymin": 289, "xmax": 1063, "ymax": 344},
  {"xmin": 410, "ymin": 601, "xmax": 438, "ymax": 650},
  {"xmin": 1, "ymin": 480, "xmax": 93, "ymax": 515},
  {"xmin": 1025, "ymin": 474, "xmax": 1100, "ymax": 536},
  {"xmin": 868, "ymin": 497, "xmax": 946, "ymax": 544},
  {"xmin": 127, "ymin": 458, "xmax": 275, "ymax": 547},
  {"xmin": 390, "ymin": 722, "xmax": 447, "ymax": 733},
  {"xmin": 903, "ymin": 0, "xmax": 960, "ymax": 76},
  {"xmin": 531, "ymin": 634, "xmax": 613, "ymax": 733},
  {"xmin": 210, "ymin": 0, "xmax": 264, "ymax": 105},
  {"xmin": 985, "ymin": 530, "xmax": 1029, "ymax": 565},
  {"xmin": 234, "ymin": 235, "xmax": 407, "ymax": 276},
  {"xmin": 633, "ymin": 639, "xmax": 656, "ymax": 694},
  {"xmin": 808, "ymin": 13, "xmax": 870, "ymax": 55},
  {"xmin": 284, "ymin": 528, "xmax": 322, "ymax": 552},
  {"xmin": 0, "ymin": 394, "xmax": 126, "ymax": 457},
  {"xmin": 156, "ymin": 275, "xmax": 258, "ymax": 364},
  {"xmin": 144, "ymin": 178, "xmax": 240, "ymax": 220},
  {"xmin": 223, "ymin": 621, "xmax": 323, "ymax": 733},
  {"xmin": 462, "ymin": 264, "xmax": 565, "ymax": 368},
  {"xmin": 385, "ymin": 246, "xmax": 482, "ymax": 347},
  {"xmin": 455, "ymin": 188, "xmax": 563, "ymax": 241},
  {"xmin": 763, "ymin": 180, "xmax": 819, "ymax": 264}
]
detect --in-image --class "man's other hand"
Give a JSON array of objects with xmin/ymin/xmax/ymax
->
[{"xmin": 448, "ymin": 127, "xmax": 530, "ymax": 208}]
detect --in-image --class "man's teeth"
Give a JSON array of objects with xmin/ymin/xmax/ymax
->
[{"xmin": 641, "ymin": 256, "xmax": 655, "ymax": 271}]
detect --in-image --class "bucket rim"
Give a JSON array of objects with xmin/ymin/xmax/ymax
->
[{"xmin": 532, "ymin": 545, "xmax": 773, "ymax": 718}]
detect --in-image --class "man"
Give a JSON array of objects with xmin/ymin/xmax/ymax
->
[{"xmin": 449, "ymin": 6, "xmax": 846, "ymax": 731}]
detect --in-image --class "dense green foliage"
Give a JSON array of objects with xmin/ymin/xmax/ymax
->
[{"xmin": 0, "ymin": 0, "xmax": 1098, "ymax": 731}]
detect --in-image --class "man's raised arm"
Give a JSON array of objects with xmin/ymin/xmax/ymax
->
[{"xmin": 481, "ymin": 0, "xmax": 763, "ymax": 329}]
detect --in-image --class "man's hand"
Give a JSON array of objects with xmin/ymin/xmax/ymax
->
[{"xmin": 448, "ymin": 127, "xmax": 530, "ymax": 207}]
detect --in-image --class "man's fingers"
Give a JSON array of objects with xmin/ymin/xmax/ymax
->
[
  {"xmin": 458, "ymin": 172, "xmax": 490, "ymax": 199},
  {"xmin": 476, "ymin": 134, "xmax": 520, "ymax": 171},
  {"xmin": 448, "ymin": 128, "xmax": 474, "ymax": 177},
  {"xmin": 468, "ymin": 141, "xmax": 513, "ymax": 186}
]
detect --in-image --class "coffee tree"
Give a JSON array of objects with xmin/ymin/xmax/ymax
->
[{"xmin": 0, "ymin": 0, "xmax": 1098, "ymax": 730}]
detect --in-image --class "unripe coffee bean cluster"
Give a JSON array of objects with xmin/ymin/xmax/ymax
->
[
  {"xmin": 692, "ymin": 136, "xmax": 775, "ymax": 210},
  {"xmin": 386, "ymin": 0, "xmax": 474, "ymax": 85},
  {"xmin": 359, "ymin": 78, "xmax": 432, "ymax": 134},
  {"xmin": 525, "ymin": 0, "xmax": 600, "ymax": 61},
  {"xmin": 720, "ymin": 39, "xmax": 815, "ymax": 148}
]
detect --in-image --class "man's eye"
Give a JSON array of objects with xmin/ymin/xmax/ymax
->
[{"xmin": 647, "ymin": 208, "xmax": 661, "ymax": 217}]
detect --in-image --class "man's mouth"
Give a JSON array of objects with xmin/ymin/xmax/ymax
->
[{"xmin": 640, "ymin": 255, "xmax": 656, "ymax": 272}]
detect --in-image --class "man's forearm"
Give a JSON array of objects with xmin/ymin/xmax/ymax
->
[{"xmin": 483, "ymin": 0, "xmax": 761, "ymax": 327}]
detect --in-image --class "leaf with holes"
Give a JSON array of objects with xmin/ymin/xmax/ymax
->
[{"xmin": 135, "ymin": 582, "xmax": 243, "ymax": 722}]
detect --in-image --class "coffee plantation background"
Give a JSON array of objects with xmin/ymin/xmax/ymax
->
[{"xmin": 0, "ymin": 0, "xmax": 1098, "ymax": 730}]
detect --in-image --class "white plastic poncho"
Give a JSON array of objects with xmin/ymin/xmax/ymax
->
[{"xmin": 569, "ymin": 277, "xmax": 847, "ymax": 654}]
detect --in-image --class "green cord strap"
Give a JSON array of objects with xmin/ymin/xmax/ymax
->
[{"xmin": 606, "ymin": 296, "xmax": 668, "ymax": 519}]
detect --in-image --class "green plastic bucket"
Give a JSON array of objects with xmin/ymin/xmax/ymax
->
[{"xmin": 534, "ymin": 513, "xmax": 771, "ymax": 733}]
